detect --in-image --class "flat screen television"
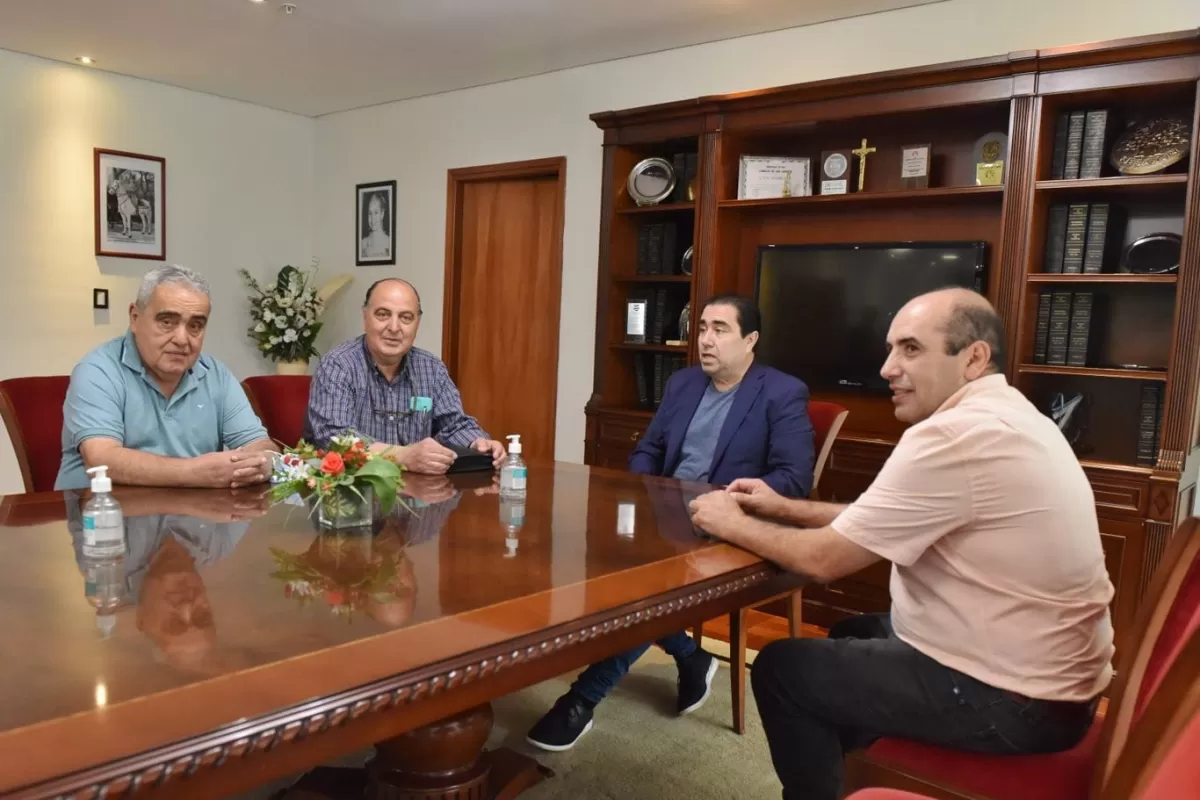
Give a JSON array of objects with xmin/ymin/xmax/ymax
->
[{"xmin": 753, "ymin": 241, "xmax": 988, "ymax": 393}]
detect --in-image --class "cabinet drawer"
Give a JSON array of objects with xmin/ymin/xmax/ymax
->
[
  {"xmin": 597, "ymin": 417, "xmax": 648, "ymax": 446},
  {"xmin": 1085, "ymin": 470, "xmax": 1148, "ymax": 516}
]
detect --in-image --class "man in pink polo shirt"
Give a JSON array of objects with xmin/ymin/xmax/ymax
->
[{"xmin": 688, "ymin": 287, "xmax": 1114, "ymax": 800}]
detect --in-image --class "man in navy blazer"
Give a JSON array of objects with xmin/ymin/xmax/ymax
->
[{"xmin": 527, "ymin": 294, "xmax": 815, "ymax": 752}]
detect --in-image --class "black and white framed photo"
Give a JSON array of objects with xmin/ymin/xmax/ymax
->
[
  {"xmin": 94, "ymin": 148, "xmax": 165, "ymax": 260},
  {"xmin": 356, "ymin": 180, "xmax": 396, "ymax": 266}
]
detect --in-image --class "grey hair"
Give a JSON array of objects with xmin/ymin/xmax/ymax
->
[
  {"xmin": 135, "ymin": 265, "xmax": 211, "ymax": 310},
  {"xmin": 942, "ymin": 302, "xmax": 1006, "ymax": 374}
]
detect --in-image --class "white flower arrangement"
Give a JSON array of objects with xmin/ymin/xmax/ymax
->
[{"xmin": 239, "ymin": 263, "xmax": 350, "ymax": 363}]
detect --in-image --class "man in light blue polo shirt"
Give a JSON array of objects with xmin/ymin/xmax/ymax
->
[{"xmin": 55, "ymin": 265, "xmax": 276, "ymax": 491}]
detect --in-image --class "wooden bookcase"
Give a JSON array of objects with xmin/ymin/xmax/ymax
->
[{"xmin": 584, "ymin": 30, "xmax": 1200, "ymax": 654}]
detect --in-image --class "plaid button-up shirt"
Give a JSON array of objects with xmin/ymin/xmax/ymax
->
[{"xmin": 304, "ymin": 336, "xmax": 488, "ymax": 449}]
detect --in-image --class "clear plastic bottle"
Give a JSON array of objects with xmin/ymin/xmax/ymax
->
[
  {"xmin": 82, "ymin": 466, "xmax": 125, "ymax": 559},
  {"xmin": 499, "ymin": 434, "xmax": 527, "ymax": 499},
  {"xmin": 500, "ymin": 494, "xmax": 524, "ymax": 558}
]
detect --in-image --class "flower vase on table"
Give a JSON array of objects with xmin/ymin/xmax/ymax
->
[
  {"xmin": 269, "ymin": 432, "xmax": 406, "ymax": 531},
  {"xmin": 318, "ymin": 484, "xmax": 374, "ymax": 529}
]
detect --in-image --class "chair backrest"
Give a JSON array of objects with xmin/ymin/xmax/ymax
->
[
  {"xmin": 1100, "ymin": 621, "xmax": 1200, "ymax": 800},
  {"xmin": 1093, "ymin": 516, "xmax": 1200, "ymax": 791},
  {"xmin": 241, "ymin": 375, "xmax": 312, "ymax": 449},
  {"xmin": 0, "ymin": 376, "xmax": 71, "ymax": 493},
  {"xmin": 807, "ymin": 400, "xmax": 849, "ymax": 498}
]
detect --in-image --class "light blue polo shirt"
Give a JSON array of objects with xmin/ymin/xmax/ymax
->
[{"xmin": 55, "ymin": 331, "xmax": 268, "ymax": 490}]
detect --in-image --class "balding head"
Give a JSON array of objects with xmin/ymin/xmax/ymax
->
[
  {"xmin": 362, "ymin": 278, "xmax": 423, "ymax": 369},
  {"xmin": 880, "ymin": 287, "xmax": 1006, "ymax": 424}
]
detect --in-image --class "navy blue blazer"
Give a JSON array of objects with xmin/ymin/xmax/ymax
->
[{"xmin": 629, "ymin": 362, "xmax": 815, "ymax": 498}]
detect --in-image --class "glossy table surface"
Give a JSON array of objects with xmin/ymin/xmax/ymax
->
[{"xmin": 0, "ymin": 462, "xmax": 772, "ymax": 794}]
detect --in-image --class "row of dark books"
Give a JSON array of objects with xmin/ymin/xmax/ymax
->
[
  {"xmin": 1042, "ymin": 202, "xmax": 1124, "ymax": 274},
  {"xmin": 668, "ymin": 151, "xmax": 699, "ymax": 204},
  {"xmin": 1048, "ymin": 109, "xmax": 1114, "ymax": 180},
  {"xmin": 634, "ymin": 352, "xmax": 688, "ymax": 410},
  {"xmin": 1138, "ymin": 382, "xmax": 1164, "ymax": 467},
  {"xmin": 636, "ymin": 220, "xmax": 690, "ymax": 275},
  {"xmin": 628, "ymin": 287, "xmax": 687, "ymax": 345},
  {"xmin": 1033, "ymin": 290, "xmax": 1104, "ymax": 367}
]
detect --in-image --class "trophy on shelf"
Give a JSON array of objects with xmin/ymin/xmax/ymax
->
[{"xmin": 973, "ymin": 132, "xmax": 1007, "ymax": 186}]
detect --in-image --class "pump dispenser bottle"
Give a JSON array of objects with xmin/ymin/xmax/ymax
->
[
  {"xmin": 499, "ymin": 434, "xmax": 527, "ymax": 499},
  {"xmin": 82, "ymin": 466, "xmax": 124, "ymax": 559}
]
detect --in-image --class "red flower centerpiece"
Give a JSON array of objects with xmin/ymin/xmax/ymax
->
[{"xmin": 270, "ymin": 432, "xmax": 405, "ymax": 528}]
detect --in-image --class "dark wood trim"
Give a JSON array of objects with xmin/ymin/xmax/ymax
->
[
  {"xmin": 4, "ymin": 566, "xmax": 800, "ymax": 799},
  {"xmin": 1160, "ymin": 83, "xmax": 1200, "ymax": 474},
  {"xmin": 590, "ymin": 31, "xmax": 1200, "ymax": 131},
  {"xmin": 586, "ymin": 146, "xmax": 619, "ymax": 412},
  {"xmin": 442, "ymin": 156, "xmax": 567, "ymax": 455},
  {"xmin": 1035, "ymin": 28, "xmax": 1200, "ymax": 70},
  {"xmin": 997, "ymin": 95, "xmax": 1036, "ymax": 377}
]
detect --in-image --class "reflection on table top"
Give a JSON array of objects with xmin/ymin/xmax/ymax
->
[{"xmin": 0, "ymin": 461, "xmax": 763, "ymax": 790}]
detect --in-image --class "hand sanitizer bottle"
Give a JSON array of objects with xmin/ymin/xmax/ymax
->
[
  {"xmin": 499, "ymin": 434, "xmax": 527, "ymax": 499},
  {"xmin": 82, "ymin": 466, "xmax": 125, "ymax": 559}
]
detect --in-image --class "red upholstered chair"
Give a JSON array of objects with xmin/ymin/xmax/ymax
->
[
  {"xmin": 240, "ymin": 375, "xmax": 311, "ymax": 449},
  {"xmin": 846, "ymin": 624, "xmax": 1200, "ymax": 800},
  {"xmin": 0, "ymin": 376, "xmax": 71, "ymax": 493},
  {"xmin": 1099, "ymin": 622, "xmax": 1200, "ymax": 800},
  {"xmin": 842, "ymin": 516, "xmax": 1200, "ymax": 800},
  {"xmin": 724, "ymin": 399, "xmax": 849, "ymax": 734}
]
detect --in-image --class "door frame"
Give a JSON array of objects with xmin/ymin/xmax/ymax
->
[{"xmin": 442, "ymin": 156, "xmax": 567, "ymax": 454}]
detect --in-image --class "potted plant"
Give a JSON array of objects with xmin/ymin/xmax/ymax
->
[
  {"xmin": 238, "ymin": 262, "xmax": 351, "ymax": 375},
  {"xmin": 269, "ymin": 432, "xmax": 406, "ymax": 528}
]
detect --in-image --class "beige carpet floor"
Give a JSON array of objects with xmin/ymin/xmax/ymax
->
[{"xmin": 242, "ymin": 642, "xmax": 780, "ymax": 799}]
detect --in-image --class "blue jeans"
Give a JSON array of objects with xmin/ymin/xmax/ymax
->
[{"xmin": 570, "ymin": 630, "xmax": 697, "ymax": 705}]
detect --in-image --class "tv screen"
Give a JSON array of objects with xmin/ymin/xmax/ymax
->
[{"xmin": 754, "ymin": 241, "xmax": 988, "ymax": 393}]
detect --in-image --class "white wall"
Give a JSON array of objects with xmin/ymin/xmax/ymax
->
[
  {"xmin": 0, "ymin": 48, "xmax": 315, "ymax": 493},
  {"xmin": 313, "ymin": 0, "xmax": 1200, "ymax": 465}
]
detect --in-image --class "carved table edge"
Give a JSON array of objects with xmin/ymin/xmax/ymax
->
[{"xmin": 8, "ymin": 564, "xmax": 785, "ymax": 800}]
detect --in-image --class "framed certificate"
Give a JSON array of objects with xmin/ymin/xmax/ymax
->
[{"xmin": 737, "ymin": 155, "xmax": 811, "ymax": 200}]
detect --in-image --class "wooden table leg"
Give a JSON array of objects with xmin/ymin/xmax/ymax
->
[{"xmin": 279, "ymin": 704, "xmax": 552, "ymax": 800}]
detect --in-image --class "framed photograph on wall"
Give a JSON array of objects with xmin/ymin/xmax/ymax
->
[
  {"xmin": 94, "ymin": 148, "xmax": 165, "ymax": 259},
  {"xmin": 356, "ymin": 179, "xmax": 396, "ymax": 266}
]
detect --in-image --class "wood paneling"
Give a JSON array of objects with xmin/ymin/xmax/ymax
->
[{"xmin": 444, "ymin": 158, "xmax": 565, "ymax": 463}]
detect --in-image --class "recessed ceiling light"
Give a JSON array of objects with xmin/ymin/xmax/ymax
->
[
  {"xmin": 247, "ymin": 0, "xmax": 266, "ymax": 3},
  {"xmin": 76, "ymin": 56, "xmax": 95, "ymax": 65}
]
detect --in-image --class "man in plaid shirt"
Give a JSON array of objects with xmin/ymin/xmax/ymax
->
[{"xmin": 304, "ymin": 278, "xmax": 506, "ymax": 473}]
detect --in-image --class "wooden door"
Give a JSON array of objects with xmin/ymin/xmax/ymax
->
[{"xmin": 443, "ymin": 158, "xmax": 565, "ymax": 464}]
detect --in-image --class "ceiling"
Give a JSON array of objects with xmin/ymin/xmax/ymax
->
[{"xmin": 0, "ymin": 0, "xmax": 941, "ymax": 117}]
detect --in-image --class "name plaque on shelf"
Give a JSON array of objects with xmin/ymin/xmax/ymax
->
[{"xmin": 624, "ymin": 297, "xmax": 648, "ymax": 344}]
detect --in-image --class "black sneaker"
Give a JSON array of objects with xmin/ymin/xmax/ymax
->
[
  {"xmin": 526, "ymin": 692, "xmax": 595, "ymax": 751},
  {"xmin": 677, "ymin": 649, "xmax": 718, "ymax": 715}
]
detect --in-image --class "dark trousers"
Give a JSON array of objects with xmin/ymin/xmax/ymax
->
[
  {"xmin": 570, "ymin": 630, "xmax": 697, "ymax": 706},
  {"xmin": 751, "ymin": 613, "xmax": 1097, "ymax": 800}
]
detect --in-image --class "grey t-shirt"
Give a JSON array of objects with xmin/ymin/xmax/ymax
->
[{"xmin": 672, "ymin": 382, "xmax": 740, "ymax": 483}]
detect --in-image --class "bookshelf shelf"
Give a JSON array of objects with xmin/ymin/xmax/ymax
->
[
  {"xmin": 611, "ymin": 343, "xmax": 689, "ymax": 353},
  {"xmin": 1017, "ymin": 364, "xmax": 1168, "ymax": 381},
  {"xmin": 717, "ymin": 185, "xmax": 1002, "ymax": 210},
  {"xmin": 1079, "ymin": 459, "xmax": 1154, "ymax": 478},
  {"xmin": 1026, "ymin": 274, "xmax": 1178, "ymax": 284},
  {"xmin": 616, "ymin": 201, "xmax": 696, "ymax": 215},
  {"xmin": 1035, "ymin": 174, "xmax": 1188, "ymax": 193},
  {"xmin": 615, "ymin": 275, "xmax": 693, "ymax": 283}
]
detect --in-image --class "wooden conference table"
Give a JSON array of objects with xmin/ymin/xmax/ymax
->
[{"xmin": 0, "ymin": 462, "xmax": 801, "ymax": 799}]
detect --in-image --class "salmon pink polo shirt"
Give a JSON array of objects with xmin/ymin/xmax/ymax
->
[{"xmin": 831, "ymin": 373, "xmax": 1115, "ymax": 702}]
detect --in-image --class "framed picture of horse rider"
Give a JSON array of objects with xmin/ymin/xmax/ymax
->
[{"xmin": 94, "ymin": 148, "xmax": 165, "ymax": 259}]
